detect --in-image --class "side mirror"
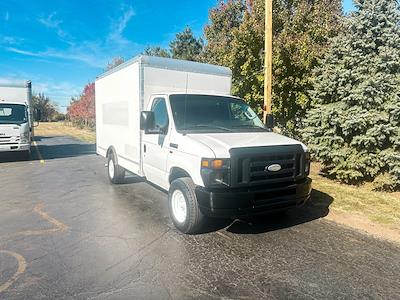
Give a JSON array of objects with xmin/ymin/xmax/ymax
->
[
  {"xmin": 140, "ymin": 111, "xmax": 159, "ymax": 134},
  {"xmin": 266, "ymin": 114, "xmax": 275, "ymax": 129}
]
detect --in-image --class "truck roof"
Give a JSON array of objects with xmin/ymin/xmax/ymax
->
[
  {"xmin": 0, "ymin": 100, "xmax": 28, "ymax": 106},
  {"xmin": 97, "ymin": 55, "xmax": 232, "ymax": 81},
  {"xmin": 0, "ymin": 81, "xmax": 31, "ymax": 88},
  {"xmin": 154, "ymin": 92, "xmax": 241, "ymax": 99}
]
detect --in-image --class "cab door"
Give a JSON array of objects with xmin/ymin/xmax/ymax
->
[{"xmin": 142, "ymin": 97, "xmax": 171, "ymax": 189}]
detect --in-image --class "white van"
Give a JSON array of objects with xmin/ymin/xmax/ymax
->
[
  {"xmin": 0, "ymin": 81, "xmax": 33, "ymax": 158},
  {"xmin": 95, "ymin": 56, "xmax": 312, "ymax": 234}
]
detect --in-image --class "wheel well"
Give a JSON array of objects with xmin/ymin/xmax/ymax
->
[
  {"xmin": 106, "ymin": 146, "xmax": 117, "ymax": 163},
  {"xmin": 169, "ymin": 167, "xmax": 191, "ymax": 184},
  {"xmin": 106, "ymin": 146, "xmax": 115, "ymax": 157}
]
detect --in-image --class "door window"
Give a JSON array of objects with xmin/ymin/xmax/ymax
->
[{"xmin": 151, "ymin": 98, "xmax": 169, "ymax": 133}]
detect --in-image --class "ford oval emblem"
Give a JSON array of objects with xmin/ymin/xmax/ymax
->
[{"xmin": 266, "ymin": 164, "xmax": 282, "ymax": 172}]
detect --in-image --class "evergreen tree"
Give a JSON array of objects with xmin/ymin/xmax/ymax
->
[
  {"xmin": 169, "ymin": 27, "xmax": 203, "ymax": 61},
  {"xmin": 303, "ymin": 0, "xmax": 400, "ymax": 190},
  {"xmin": 143, "ymin": 46, "xmax": 171, "ymax": 58}
]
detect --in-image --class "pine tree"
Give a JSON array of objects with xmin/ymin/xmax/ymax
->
[
  {"xmin": 143, "ymin": 46, "xmax": 171, "ymax": 58},
  {"xmin": 169, "ymin": 27, "xmax": 203, "ymax": 61},
  {"xmin": 303, "ymin": 0, "xmax": 400, "ymax": 190}
]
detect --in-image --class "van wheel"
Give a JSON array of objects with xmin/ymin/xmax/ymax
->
[
  {"xmin": 169, "ymin": 177, "xmax": 205, "ymax": 234},
  {"xmin": 107, "ymin": 153, "xmax": 125, "ymax": 184}
]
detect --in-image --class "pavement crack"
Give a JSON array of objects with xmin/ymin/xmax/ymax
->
[{"xmin": 105, "ymin": 228, "xmax": 170, "ymax": 272}]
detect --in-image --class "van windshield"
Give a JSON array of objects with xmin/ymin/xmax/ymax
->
[
  {"xmin": 0, "ymin": 103, "xmax": 28, "ymax": 125},
  {"xmin": 169, "ymin": 94, "xmax": 267, "ymax": 133}
]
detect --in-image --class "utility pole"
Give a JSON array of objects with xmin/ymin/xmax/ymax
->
[{"xmin": 263, "ymin": 0, "xmax": 273, "ymax": 125}]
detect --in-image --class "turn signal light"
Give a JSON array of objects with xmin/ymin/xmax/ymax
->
[{"xmin": 201, "ymin": 158, "xmax": 230, "ymax": 170}]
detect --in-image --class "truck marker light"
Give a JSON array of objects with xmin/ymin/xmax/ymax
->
[{"xmin": 201, "ymin": 160, "xmax": 209, "ymax": 168}]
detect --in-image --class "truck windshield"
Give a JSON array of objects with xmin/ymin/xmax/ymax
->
[
  {"xmin": 169, "ymin": 94, "xmax": 267, "ymax": 133},
  {"xmin": 0, "ymin": 103, "xmax": 28, "ymax": 125}
]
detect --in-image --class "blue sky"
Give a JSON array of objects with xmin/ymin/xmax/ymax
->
[{"xmin": 0, "ymin": 0, "xmax": 355, "ymax": 111}]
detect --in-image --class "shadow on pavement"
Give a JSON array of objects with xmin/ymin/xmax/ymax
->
[
  {"xmin": 35, "ymin": 142, "xmax": 96, "ymax": 160},
  {"xmin": 226, "ymin": 189, "xmax": 333, "ymax": 234},
  {"xmin": 119, "ymin": 173, "xmax": 334, "ymax": 235},
  {"xmin": 196, "ymin": 189, "xmax": 334, "ymax": 235},
  {"xmin": 0, "ymin": 136, "xmax": 96, "ymax": 163},
  {"xmin": 0, "ymin": 152, "xmax": 30, "ymax": 163}
]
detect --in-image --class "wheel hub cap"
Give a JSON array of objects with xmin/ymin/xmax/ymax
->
[
  {"xmin": 171, "ymin": 190, "xmax": 187, "ymax": 223},
  {"xmin": 108, "ymin": 160, "xmax": 115, "ymax": 179}
]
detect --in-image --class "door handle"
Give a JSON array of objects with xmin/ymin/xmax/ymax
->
[
  {"xmin": 170, "ymin": 143, "xmax": 178, "ymax": 149},
  {"xmin": 144, "ymin": 144, "xmax": 147, "ymax": 153}
]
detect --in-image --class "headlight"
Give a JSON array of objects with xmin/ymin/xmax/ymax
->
[
  {"xmin": 201, "ymin": 158, "xmax": 230, "ymax": 187},
  {"xmin": 20, "ymin": 132, "xmax": 30, "ymax": 144},
  {"xmin": 305, "ymin": 152, "xmax": 311, "ymax": 175}
]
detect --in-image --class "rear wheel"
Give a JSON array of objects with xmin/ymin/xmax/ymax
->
[
  {"xmin": 168, "ymin": 177, "xmax": 205, "ymax": 234},
  {"xmin": 107, "ymin": 153, "xmax": 125, "ymax": 184}
]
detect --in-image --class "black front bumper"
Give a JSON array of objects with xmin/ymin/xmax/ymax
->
[{"xmin": 195, "ymin": 178, "xmax": 312, "ymax": 218}]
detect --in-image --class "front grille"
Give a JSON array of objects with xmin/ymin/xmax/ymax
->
[
  {"xmin": 230, "ymin": 145, "xmax": 306, "ymax": 188},
  {"xmin": 0, "ymin": 136, "xmax": 19, "ymax": 144}
]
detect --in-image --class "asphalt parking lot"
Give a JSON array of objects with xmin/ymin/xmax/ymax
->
[{"xmin": 1, "ymin": 135, "xmax": 400, "ymax": 299}]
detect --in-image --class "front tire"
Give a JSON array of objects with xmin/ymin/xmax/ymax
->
[
  {"xmin": 168, "ymin": 177, "xmax": 205, "ymax": 234},
  {"xmin": 107, "ymin": 153, "xmax": 125, "ymax": 184}
]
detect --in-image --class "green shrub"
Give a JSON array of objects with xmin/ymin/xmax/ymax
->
[{"xmin": 303, "ymin": 0, "xmax": 400, "ymax": 191}]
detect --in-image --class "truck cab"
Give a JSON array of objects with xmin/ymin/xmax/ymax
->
[
  {"xmin": 0, "ymin": 101, "xmax": 31, "ymax": 158},
  {"xmin": 139, "ymin": 93, "xmax": 312, "ymax": 233},
  {"xmin": 0, "ymin": 81, "xmax": 33, "ymax": 159}
]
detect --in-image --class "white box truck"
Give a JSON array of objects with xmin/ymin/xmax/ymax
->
[
  {"xmin": 96, "ymin": 56, "xmax": 312, "ymax": 234},
  {"xmin": 0, "ymin": 81, "xmax": 34, "ymax": 158}
]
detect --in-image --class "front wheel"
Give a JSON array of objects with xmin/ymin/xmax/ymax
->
[
  {"xmin": 168, "ymin": 177, "xmax": 205, "ymax": 234},
  {"xmin": 107, "ymin": 153, "xmax": 125, "ymax": 184}
]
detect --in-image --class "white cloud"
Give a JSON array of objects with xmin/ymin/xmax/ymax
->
[
  {"xmin": 0, "ymin": 74, "xmax": 81, "ymax": 112},
  {"xmin": 6, "ymin": 47, "xmax": 41, "ymax": 57},
  {"xmin": 0, "ymin": 77, "xmax": 23, "ymax": 85},
  {"xmin": 38, "ymin": 12, "xmax": 69, "ymax": 41},
  {"xmin": 6, "ymin": 46, "xmax": 106, "ymax": 68},
  {"xmin": 5, "ymin": 5, "xmax": 143, "ymax": 71},
  {"xmin": 108, "ymin": 6, "xmax": 135, "ymax": 45},
  {"xmin": 0, "ymin": 36, "xmax": 23, "ymax": 45}
]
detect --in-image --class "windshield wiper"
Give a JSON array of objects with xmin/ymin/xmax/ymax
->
[
  {"xmin": 183, "ymin": 124, "xmax": 232, "ymax": 132},
  {"xmin": 232, "ymin": 125, "xmax": 268, "ymax": 130}
]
